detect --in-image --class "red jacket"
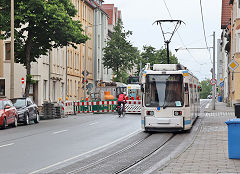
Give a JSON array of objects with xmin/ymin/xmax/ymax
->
[{"xmin": 118, "ymin": 94, "xmax": 126, "ymax": 102}]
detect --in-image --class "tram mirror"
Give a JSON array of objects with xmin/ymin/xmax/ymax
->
[
  {"xmin": 141, "ymin": 84, "xmax": 144, "ymax": 93},
  {"xmin": 184, "ymin": 83, "xmax": 189, "ymax": 92}
]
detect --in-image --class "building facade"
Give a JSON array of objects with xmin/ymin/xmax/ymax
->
[
  {"xmin": 92, "ymin": 0, "xmax": 112, "ymax": 85},
  {"xmin": 221, "ymin": 0, "xmax": 232, "ymax": 103}
]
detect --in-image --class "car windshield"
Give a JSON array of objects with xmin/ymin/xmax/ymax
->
[
  {"xmin": 11, "ymin": 99, "xmax": 26, "ymax": 108},
  {"xmin": 145, "ymin": 74, "xmax": 184, "ymax": 107}
]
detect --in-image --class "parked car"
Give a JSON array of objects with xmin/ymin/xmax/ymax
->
[
  {"xmin": 207, "ymin": 95, "xmax": 212, "ymax": 99},
  {"xmin": 11, "ymin": 98, "xmax": 39, "ymax": 125},
  {"xmin": 0, "ymin": 98, "xmax": 18, "ymax": 129}
]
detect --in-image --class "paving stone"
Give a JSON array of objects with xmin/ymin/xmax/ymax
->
[{"xmin": 157, "ymin": 102, "xmax": 237, "ymax": 173}]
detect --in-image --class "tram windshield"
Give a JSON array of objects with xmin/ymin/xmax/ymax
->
[{"xmin": 145, "ymin": 74, "xmax": 183, "ymax": 107}]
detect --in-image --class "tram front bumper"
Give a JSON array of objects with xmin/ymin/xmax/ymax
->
[{"xmin": 145, "ymin": 116, "xmax": 184, "ymax": 129}]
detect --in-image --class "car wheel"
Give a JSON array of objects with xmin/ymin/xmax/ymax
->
[
  {"xmin": 34, "ymin": 112, "xmax": 39, "ymax": 124},
  {"xmin": 2, "ymin": 118, "xmax": 7, "ymax": 129},
  {"xmin": 13, "ymin": 116, "xmax": 18, "ymax": 127},
  {"xmin": 24, "ymin": 113, "xmax": 30, "ymax": 125}
]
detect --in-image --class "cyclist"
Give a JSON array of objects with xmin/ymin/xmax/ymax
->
[{"xmin": 118, "ymin": 92, "xmax": 127, "ymax": 112}]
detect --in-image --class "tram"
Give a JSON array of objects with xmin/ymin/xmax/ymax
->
[{"xmin": 141, "ymin": 63, "xmax": 200, "ymax": 132}]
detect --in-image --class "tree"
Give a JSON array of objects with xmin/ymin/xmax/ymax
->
[
  {"xmin": 103, "ymin": 19, "xmax": 140, "ymax": 82},
  {"xmin": 135, "ymin": 45, "xmax": 178, "ymax": 74},
  {"xmin": 200, "ymin": 79, "xmax": 212, "ymax": 99},
  {"xmin": 0, "ymin": 0, "xmax": 88, "ymax": 96}
]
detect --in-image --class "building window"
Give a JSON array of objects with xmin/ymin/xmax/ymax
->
[
  {"xmin": 0, "ymin": 79, "xmax": 5, "ymax": 96},
  {"xmin": 43, "ymin": 80, "xmax": 47, "ymax": 100},
  {"xmin": 61, "ymin": 83, "xmax": 64, "ymax": 100},
  {"xmin": 5, "ymin": 42, "xmax": 11, "ymax": 60},
  {"xmin": 53, "ymin": 81, "xmax": 56, "ymax": 101},
  {"xmin": 70, "ymin": 80, "xmax": 72, "ymax": 96}
]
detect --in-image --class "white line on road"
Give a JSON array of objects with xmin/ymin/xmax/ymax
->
[
  {"xmin": 0, "ymin": 143, "xmax": 14, "ymax": 148},
  {"xmin": 29, "ymin": 129, "xmax": 142, "ymax": 174},
  {"xmin": 53, "ymin": 130, "xmax": 68, "ymax": 134},
  {"xmin": 205, "ymin": 103, "xmax": 210, "ymax": 109},
  {"xmin": 89, "ymin": 122, "xmax": 98, "ymax": 126}
]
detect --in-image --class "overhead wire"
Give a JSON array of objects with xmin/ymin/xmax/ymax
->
[
  {"xmin": 199, "ymin": 0, "xmax": 213, "ymax": 64},
  {"xmin": 162, "ymin": 0, "xmax": 203, "ymax": 65},
  {"xmin": 162, "ymin": 0, "xmax": 211, "ymax": 66}
]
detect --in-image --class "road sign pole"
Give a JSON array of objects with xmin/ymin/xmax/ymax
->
[{"xmin": 212, "ymin": 31, "xmax": 216, "ymax": 110}]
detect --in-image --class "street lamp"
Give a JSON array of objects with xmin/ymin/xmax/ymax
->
[{"xmin": 175, "ymin": 32, "xmax": 216, "ymax": 110}]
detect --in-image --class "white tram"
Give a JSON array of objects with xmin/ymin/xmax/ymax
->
[{"xmin": 141, "ymin": 64, "xmax": 200, "ymax": 132}]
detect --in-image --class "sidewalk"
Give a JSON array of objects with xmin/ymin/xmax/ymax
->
[{"xmin": 157, "ymin": 102, "xmax": 240, "ymax": 174}]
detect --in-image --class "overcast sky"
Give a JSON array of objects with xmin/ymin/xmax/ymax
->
[{"xmin": 103, "ymin": 0, "xmax": 222, "ymax": 81}]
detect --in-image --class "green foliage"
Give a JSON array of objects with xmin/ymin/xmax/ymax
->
[
  {"xmin": 135, "ymin": 45, "xmax": 178, "ymax": 74},
  {"xmin": 0, "ymin": 0, "xmax": 88, "ymax": 96},
  {"xmin": 200, "ymin": 79, "xmax": 212, "ymax": 99},
  {"xmin": 0, "ymin": 0, "xmax": 88, "ymax": 65},
  {"xmin": 103, "ymin": 19, "xmax": 140, "ymax": 82}
]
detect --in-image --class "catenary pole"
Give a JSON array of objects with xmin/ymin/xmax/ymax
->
[
  {"xmin": 10, "ymin": 0, "xmax": 14, "ymax": 98},
  {"xmin": 84, "ymin": 26, "xmax": 87, "ymax": 101},
  {"xmin": 212, "ymin": 32, "xmax": 216, "ymax": 110}
]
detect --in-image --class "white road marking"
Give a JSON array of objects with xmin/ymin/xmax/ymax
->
[
  {"xmin": 29, "ymin": 129, "xmax": 141, "ymax": 174},
  {"xmin": 0, "ymin": 143, "xmax": 14, "ymax": 148},
  {"xmin": 53, "ymin": 130, "xmax": 68, "ymax": 134},
  {"xmin": 205, "ymin": 103, "xmax": 210, "ymax": 109},
  {"xmin": 89, "ymin": 122, "xmax": 98, "ymax": 126}
]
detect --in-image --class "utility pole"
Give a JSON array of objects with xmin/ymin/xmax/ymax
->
[
  {"xmin": 49, "ymin": 51, "xmax": 51, "ymax": 102},
  {"xmin": 10, "ymin": 0, "xmax": 14, "ymax": 98},
  {"xmin": 84, "ymin": 26, "xmax": 88, "ymax": 101},
  {"xmin": 65, "ymin": 46, "xmax": 68, "ymax": 100},
  {"xmin": 212, "ymin": 32, "xmax": 216, "ymax": 110}
]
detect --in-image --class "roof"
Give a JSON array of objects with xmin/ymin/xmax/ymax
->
[
  {"xmin": 221, "ymin": 0, "xmax": 232, "ymax": 29},
  {"xmin": 102, "ymin": 4, "xmax": 114, "ymax": 25}
]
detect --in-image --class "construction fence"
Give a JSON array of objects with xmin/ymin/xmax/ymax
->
[{"xmin": 61, "ymin": 99, "xmax": 142, "ymax": 115}]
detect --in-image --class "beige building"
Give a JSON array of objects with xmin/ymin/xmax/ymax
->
[
  {"xmin": 0, "ymin": 0, "xmax": 95, "ymax": 104},
  {"xmin": 0, "ymin": 39, "xmax": 5, "ymax": 96},
  {"xmin": 229, "ymin": 0, "xmax": 240, "ymax": 104},
  {"xmin": 66, "ymin": 0, "xmax": 95, "ymax": 101}
]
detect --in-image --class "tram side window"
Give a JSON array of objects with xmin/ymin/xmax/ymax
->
[
  {"xmin": 190, "ymin": 84, "xmax": 193, "ymax": 104},
  {"xmin": 184, "ymin": 83, "xmax": 189, "ymax": 107}
]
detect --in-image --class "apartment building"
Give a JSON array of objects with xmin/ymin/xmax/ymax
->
[
  {"xmin": 221, "ymin": 0, "xmax": 232, "ymax": 103},
  {"xmin": 229, "ymin": 0, "xmax": 240, "ymax": 104},
  {"xmin": 91, "ymin": 1, "xmax": 112, "ymax": 85},
  {"xmin": 0, "ymin": 39, "xmax": 5, "ymax": 96}
]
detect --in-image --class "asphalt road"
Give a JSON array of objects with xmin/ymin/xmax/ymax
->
[
  {"xmin": 0, "ymin": 113, "xmax": 141, "ymax": 173},
  {"xmin": 0, "ymin": 100, "xmax": 211, "ymax": 174}
]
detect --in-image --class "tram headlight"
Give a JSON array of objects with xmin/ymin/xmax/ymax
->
[
  {"xmin": 174, "ymin": 111, "xmax": 182, "ymax": 116},
  {"xmin": 146, "ymin": 111, "xmax": 154, "ymax": 116}
]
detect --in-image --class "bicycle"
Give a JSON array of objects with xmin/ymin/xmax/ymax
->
[{"xmin": 117, "ymin": 102, "xmax": 126, "ymax": 117}]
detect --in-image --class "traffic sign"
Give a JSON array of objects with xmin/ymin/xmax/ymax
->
[
  {"xmin": 210, "ymin": 78, "xmax": 217, "ymax": 85},
  {"xmin": 220, "ymin": 82, "xmax": 224, "ymax": 87},
  {"xmin": 228, "ymin": 59, "xmax": 239, "ymax": 71},
  {"xmin": 21, "ymin": 77, "xmax": 24, "ymax": 84},
  {"xmin": 220, "ymin": 78, "xmax": 223, "ymax": 82}
]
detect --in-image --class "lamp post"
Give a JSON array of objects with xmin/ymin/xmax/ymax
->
[
  {"xmin": 175, "ymin": 31, "xmax": 216, "ymax": 110},
  {"xmin": 10, "ymin": 0, "xmax": 14, "ymax": 98},
  {"xmin": 84, "ymin": 26, "xmax": 87, "ymax": 101}
]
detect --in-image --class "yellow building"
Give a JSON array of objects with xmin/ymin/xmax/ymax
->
[
  {"xmin": 230, "ymin": 0, "xmax": 240, "ymax": 104},
  {"xmin": 0, "ymin": 39, "xmax": 5, "ymax": 96},
  {"xmin": 66, "ymin": 0, "xmax": 94, "ymax": 101}
]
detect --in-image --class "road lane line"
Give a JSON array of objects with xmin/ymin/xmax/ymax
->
[
  {"xmin": 0, "ymin": 143, "xmax": 14, "ymax": 148},
  {"xmin": 53, "ymin": 130, "xmax": 68, "ymax": 134},
  {"xmin": 89, "ymin": 122, "xmax": 98, "ymax": 126},
  {"xmin": 29, "ymin": 129, "xmax": 141, "ymax": 174},
  {"xmin": 205, "ymin": 103, "xmax": 210, "ymax": 109}
]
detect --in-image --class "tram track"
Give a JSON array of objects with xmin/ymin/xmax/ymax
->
[
  {"xmin": 49, "ymin": 132, "xmax": 174, "ymax": 174},
  {"xmin": 49, "ymin": 101, "xmax": 208, "ymax": 174}
]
